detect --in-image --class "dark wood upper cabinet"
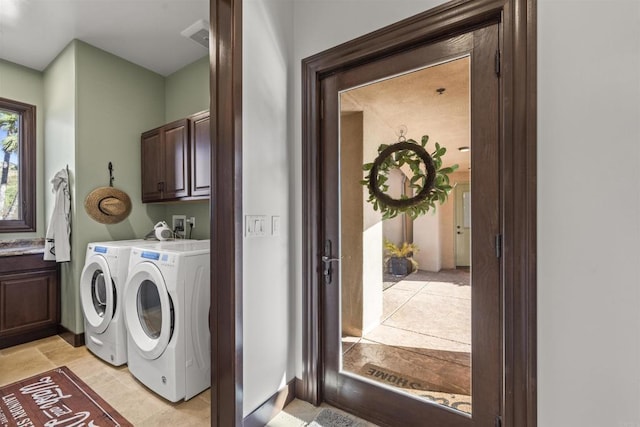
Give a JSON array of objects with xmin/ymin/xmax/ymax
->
[
  {"xmin": 141, "ymin": 113, "xmax": 210, "ymax": 203},
  {"xmin": 141, "ymin": 128, "xmax": 164, "ymax": 202},
  {"xmin": 190, "ymin": 111, "xmax": 211, "ymax": 197},
  {"xmin": 162, "ymin": 119, "xmax": 190, "ymax": 200}
]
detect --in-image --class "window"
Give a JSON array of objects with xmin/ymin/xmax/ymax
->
[{"xmin": 0, "ymin": 97, "xmax": 36, "ymax": 232}]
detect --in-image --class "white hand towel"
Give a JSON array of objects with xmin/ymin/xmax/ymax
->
[{"xmin": 44, "ymin": 167, "xmax": 71, "ymax": 262}]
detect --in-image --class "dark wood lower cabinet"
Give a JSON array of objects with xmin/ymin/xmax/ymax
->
[{"xmin": 0, "ymin": 254, "xmax": 60, "ymax": 349}]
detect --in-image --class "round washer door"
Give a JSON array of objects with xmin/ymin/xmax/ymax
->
[
  {"xmin": 124, "ymin": 262, "xmax": 173, "ymax": 360},
  {"xmin": 80, "ymin": 255, "xmax": 115, "ymax": 333}
]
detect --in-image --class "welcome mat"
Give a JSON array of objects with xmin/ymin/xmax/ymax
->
[
  {"xmin": 308, "ymin": 408, "xmax": 368, "ymax": 427},
  {"xmin": 359, "ymin": 363, "xmax": 471, "ymax": 414},
  {"xmin": 0, "ymin": 366, "xmax": 131, "ymax": 427}
]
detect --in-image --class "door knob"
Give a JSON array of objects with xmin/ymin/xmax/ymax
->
[
  {"xmin": 322, "ymin": 240, "xmax": 340, "ymax": 285},
  {"xmin": 322, "ymin": 255, "xmax": 340, "ymax": 285}
]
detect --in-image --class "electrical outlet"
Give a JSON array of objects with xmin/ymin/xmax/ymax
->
[
  {"xmin": 172, "ymin": 215, "xmax": 187, "ymax": 238},
  {"xmin": 188, "ymin": 216, "xmax": 196, "ymax": 229}
]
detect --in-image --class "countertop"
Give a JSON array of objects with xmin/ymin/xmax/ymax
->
[{"xmin": 0, "ymin": 238, "xmax": 46, "ymax": 257}]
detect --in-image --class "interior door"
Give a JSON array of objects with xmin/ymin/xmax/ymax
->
[
  {"xmin": 320, "ymin": 24, "xmax": 500, "ymax": 426},
  {"xmin": 455, "ymin": 183, "xmax": 471, "ymax": 267}
]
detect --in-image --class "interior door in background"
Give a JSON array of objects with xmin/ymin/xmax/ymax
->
[{"xmin": 455, "ymin": 183, "xmax": 471, "ymax": 267}]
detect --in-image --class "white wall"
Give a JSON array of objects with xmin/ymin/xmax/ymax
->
[
  {"xmin": 537, "ymin": 1, "xmax": 640, "ymax": 426},
  {"xmin": 242, "ymin": 0, "xmax": 294, "ymax": 417},
  {"xmin": 381, "ymin": 169, "xmax": 408, "ymax": 245},
  {"xmin": 413, "ymin": 210, "xmax": 442, "ymax": 271}
]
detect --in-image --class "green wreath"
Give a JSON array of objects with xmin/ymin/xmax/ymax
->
[{"xmin": 361, "ymin": 135, "xmax": 459, "ymax": 220}]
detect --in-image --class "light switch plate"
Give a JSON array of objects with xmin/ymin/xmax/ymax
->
[
  {"xmin": 245, "ymin": 215, "xmax": 267, "ymax": 237},
  {"xmin": 271, "ymin": 216, "xmax": 281, "ymax": 237}
]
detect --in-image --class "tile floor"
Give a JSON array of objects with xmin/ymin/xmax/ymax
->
[
  {"xmin": 0, "ymin": 336, "xmax": 211, "ymax": 426},
  {"xmin": 342, "ymin": 268, "xmax": 472, "ymax": 412},
  {"xmin": 267, "ymin": 399, "xmax": 376, "ymax": 426},
  {"xmin": 0, "ymin": 336, "xmax": 372, "ymax": 426}
]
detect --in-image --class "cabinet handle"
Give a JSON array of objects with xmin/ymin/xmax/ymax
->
[{"xmin": 157, "ymin": 182, "xmax": 165, "ymax": 192}]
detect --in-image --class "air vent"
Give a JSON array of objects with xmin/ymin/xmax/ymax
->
[{"xmin": 181, "ymin": 19, "xmax": 210, "ymax": 49}]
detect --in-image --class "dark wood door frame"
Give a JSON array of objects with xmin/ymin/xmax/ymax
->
[
  {"xmin": 210, "ymin": 0, "xmax": 243, "ymax": 425},
  {"xmin": 301, "ymin": 0, "xmax": 537, "ymax": 426}
]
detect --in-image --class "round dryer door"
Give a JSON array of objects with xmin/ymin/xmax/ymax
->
[
  {"xmin": 124, "ymin": 262, "xmax": 173, "ymax": 360},
  {"xmin": 80, "ymin": 255, "xmax": 116, "ymax": 333}
]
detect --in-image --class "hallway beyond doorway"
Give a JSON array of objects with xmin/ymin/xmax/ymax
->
[{"xmin": 343, "ymin": 269, "xmax": 472, "ymax": 413}]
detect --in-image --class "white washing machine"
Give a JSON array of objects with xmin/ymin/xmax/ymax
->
[
  {"xmin": 123, "ymin": 240, "xmax": 210, "ymax": 402},
  {"xmin": 80, "ymin": 239, "xmax": 192, "ymax": 366}
]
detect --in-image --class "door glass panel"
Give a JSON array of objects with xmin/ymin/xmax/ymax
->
[
  {"xmin": 137, "ymin": 279, "xmax": 162, "ymax": 339},
  {"xmin": 338, "ymin": 56, "xmax": 472, "ymax": 414},
  {"xmin": 91, "ymin": 270, "xmax": 107, "ymax": 317}
]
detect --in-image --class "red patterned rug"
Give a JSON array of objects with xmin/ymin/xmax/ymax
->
[{"xmin": 0, "ymin": 366, "xmax": 131, "ymax": 427}]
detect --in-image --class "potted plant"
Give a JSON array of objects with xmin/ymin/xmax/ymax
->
[{"xmin": 384, "ymin": 239, "xmax": 419, "ymax": 277}]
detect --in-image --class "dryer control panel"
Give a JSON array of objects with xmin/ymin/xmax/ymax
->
[{"xmin": 135, "ymin": 250, "xmax": 176, "ymax": 267}]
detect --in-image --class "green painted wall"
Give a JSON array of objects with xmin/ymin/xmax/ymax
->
[
  {"xmin": 163, "ymin": 55, "xmax": 210, "ymax": 240},
  {"xmin": 71, "ymin": 41, "xmax": 168, "ymax": 332},
  {"xmin": 165, "ymin": 56, "xmax": 209, "ymax": 122},
  {"xmin": 43, "ymin": 42, "xmax": 78, "ymax": 331},
  {"xmin": 0, "ymin": 59, "xmax": 45, "ymax": 239},
  {"xmin": 75, "ymin": 40, "xmax": 166, "ymax": 239},
  {"xmin": 42, "ymin": 41, "xmax": 170, "ymax": 333}
]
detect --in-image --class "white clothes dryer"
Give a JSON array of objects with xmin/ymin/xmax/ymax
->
[
  {"xmin": 80, "ymin": 239, "xmax": 192, "ymax": 366},
  {"xmin": 123, "ymin": 240, "xmax": 210, "ymax": 402}
]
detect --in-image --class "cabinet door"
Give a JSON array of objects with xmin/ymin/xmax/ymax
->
[
  {"xmin": 162, "ymin": 119, "xmax": 190, "ymax": 199},
  {"xmin": 190, "ymin": 112, "xmax": 211, "ymax": 197},
  {"xmin": 0, "ymin": 270, "xmax": 59, "ymax": 339},
  {"xmin": 141, "ymin": 128, "xmax": 164, "ymax": 202}
]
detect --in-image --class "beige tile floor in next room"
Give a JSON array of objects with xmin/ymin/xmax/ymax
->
[
  {"xmin": 0, "ymin": 337, "xmax": 211, "ymax": 426},
  {"xmin": 0, "ymin": 336, "xmax": 374, "ymax": 426}
]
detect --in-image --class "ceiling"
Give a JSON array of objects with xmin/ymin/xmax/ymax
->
[
  {"xmin": 341, "ymin": 57, "xmax": 471, "ymax": 173},
  {"xmin": 0, "ymin": 0, "xmax": 209, "ymax": 76}
]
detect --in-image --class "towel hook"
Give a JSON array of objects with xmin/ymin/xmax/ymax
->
[{"xmin": 108, "ymin": 162, "xmax": 114, "ymax": 187}]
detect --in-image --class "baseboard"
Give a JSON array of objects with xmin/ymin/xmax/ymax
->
[
  {"xmin": 0, "ymin": 325, "xmax": 59, "ymax": 349},
  {"xmin": 58, "ymin": 326, "xmax": 85, "ymax": 347},
  {"xmin": 243, "ymin": 379, "xmax": 296, "ymax": 427}
]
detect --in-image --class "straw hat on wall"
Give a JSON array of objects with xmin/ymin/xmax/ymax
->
[{"xmin": 84, "ymin": 187, "xmax": 132, "ymax": 224}]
